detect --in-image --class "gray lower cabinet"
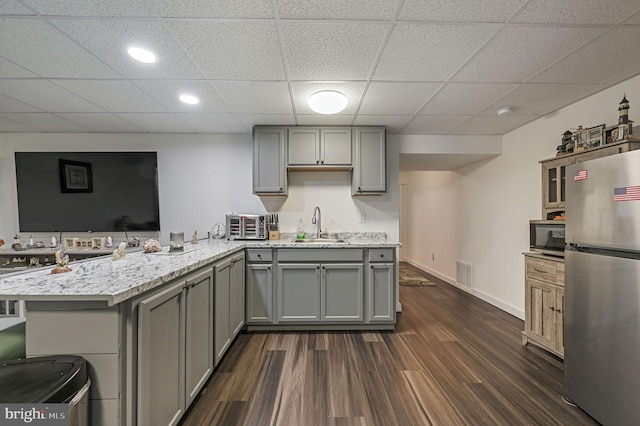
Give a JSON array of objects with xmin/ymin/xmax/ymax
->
[
  {"xmin": 246, "ymin": 249, "xmax": 273, "ymax": 323},
  {"xmin": 214, "ymin": 252, "xmax": 245, "ymax": 365},
  {"xmin": 277, "ymin": 264, "xmax": 321, "ymax": 322},
  {"xmin": 368, "ymin": 263, "xmax": 394, "ymax": 322},
  {"xmin": 137, "ymin": 266, "xmax": 214, "ymax": 426},
  {"xmin": 277, "ymin": 263, "xmax": 364, "ymax": 323}
]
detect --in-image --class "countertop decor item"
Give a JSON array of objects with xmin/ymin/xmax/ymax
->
[
  {"xmin": 212, "ymin": 223, "xmax": 225, "ymax": 239},
  {"xmin": 191, "ymin": 230, "xmax": 198, "ymax": 244},
  {"xmin": 170, "ymin": 232, "xmax": 184, "ymax": 251},
  {"xmin": 51, "ymin": 248, "xmax": 71, "ymax": 274},
  {"xmin": 143, "ymin": 239, "xmax": 161, "ymax": 253},
  {"xmin": 112, "ymin": 242, "xmax": 127, "ymax": 261}
]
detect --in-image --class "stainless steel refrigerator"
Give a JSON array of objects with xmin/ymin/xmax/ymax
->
[{"xmin": 565, "ymin": 149, "xmax": 640, "ymax": 425}]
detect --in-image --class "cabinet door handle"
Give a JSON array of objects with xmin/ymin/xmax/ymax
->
[
  {"xmin": 380, "ymin": 254, "xmax": 384, "ymax": 258},
  {"xmin": 257, "ymin": 254, "xmax": 262, "ymax": 258},
  {"xmin": 358, "ymin": 187, "xmax": 361, "ymax": 192},
  {"xmin": 267, "ymin": 266, "xmax": 271, "ymax": 270},
  {"xmin": 549, "ymin": 306, "xmax": 555, "ymax": 311},
  {"xmin": 321, "ymin": 160, "xmax": 324, "ymax": 164},
  {"xmin": 534, "ymin": 267, "xmax": 548, "ymax": 273}
]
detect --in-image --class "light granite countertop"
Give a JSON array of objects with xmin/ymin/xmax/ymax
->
[{"xmin": 0, "ymin": 233, "xmax": 399, "ymax": 305}]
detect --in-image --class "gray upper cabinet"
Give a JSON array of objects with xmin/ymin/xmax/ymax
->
[
  {"xmin": 288, "ymin": 127, "xmax": 352, "ymax": 166},
  {"xmin": 253, "ymin": 125, "xmax": 385, "ymax": 196},
  {"xmin": 352, "ymin": 127, "xmax": 386, "ymax": 194},
  {"xmin": 253, "ymin": 127, "xmax": 287, "ymax": 195}
]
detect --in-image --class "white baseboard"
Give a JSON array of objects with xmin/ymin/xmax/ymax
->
[{"xmin": 404, "ymin": 258, "xmax": 524, "ymax": 320}]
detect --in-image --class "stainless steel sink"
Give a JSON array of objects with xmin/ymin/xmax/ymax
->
[{"xmin": 293, "ymin": 238, "xmax": 347, "ymax": 244}]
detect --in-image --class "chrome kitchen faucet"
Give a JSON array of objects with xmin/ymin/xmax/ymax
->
[{"xmin": 311, "ymin": 206, "xmax": 328, "ymax": 238}]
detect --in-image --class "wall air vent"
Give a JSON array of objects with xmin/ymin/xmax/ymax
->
[{"xmin": 456, "ymin": 260, "xmax": 473, "ymax": 290}]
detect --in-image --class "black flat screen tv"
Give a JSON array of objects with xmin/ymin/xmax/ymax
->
[{"xmin": 15, "ymin": 152, "xmax": 161, "ymax": 233}]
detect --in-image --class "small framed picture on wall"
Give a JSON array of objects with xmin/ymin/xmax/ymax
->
[{"xmin": 59, "ymin": 159, "xmax": 93, "ymax": 193}]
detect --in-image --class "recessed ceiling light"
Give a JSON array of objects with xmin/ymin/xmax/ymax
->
[
  {"xmin": 127, "ymin": 47, "xmax": 156, "ymax": 64},
  {"xmin": 179, "ymin": 94, "xmax": 199, "ymax": 105},
  {"xmin": 308, "ymin": 90, "xmax": 348, "ymax": 114},
  {"xmin": 496, "ymin": 106, "xmax": 514, "ymax": 116}
]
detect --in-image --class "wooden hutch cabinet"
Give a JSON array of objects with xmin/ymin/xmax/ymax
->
[
  {"xmin": 523, "ymin": 253, "xmax": 565, "ymax": 358},
  {"xmin": 540, "ymin": 139, "xmax": 640, "ymax": 219}
]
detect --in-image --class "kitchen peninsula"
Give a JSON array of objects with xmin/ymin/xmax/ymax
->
[{"xmin": 0, "ymin": 234, "xmax": 399, "ymax": 426}]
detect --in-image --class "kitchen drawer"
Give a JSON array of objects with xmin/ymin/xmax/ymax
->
[
  {"xmin": 526, "ymin": 256, "xmax": 563, "ymax": 285},
  {"xmin": 277, "ymin": 248, "xmax": 363, "ymax": 262},
  {"xmin": 368, "ymin": 248, "xmax": 394, "ymax": 263},
  {"xmin": 246, "ymin": 249, "xmax": 273, "ymax": 263}
]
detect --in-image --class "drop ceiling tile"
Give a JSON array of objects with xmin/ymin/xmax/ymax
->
[
  {"xmin": 281, "ymin": 21, "xmax": 388, "ymax": 80},
  {"xmin": 0, "ymin": 80, "xmax": 104, "ymax": 112},
  {"xmin": 511, "ymin": 0, "xmax": 640, "ymax": 24},
  {"xmin": 56, "ymin": 113, "xmax": 146, "ymax": 132},
  {"xmin": 399, "ymin": 0, "xmax": 526, "ymax": 23},
  {"xmin": 454, "ymin": 26, "xmax": 605, "ymax": 83},
  {"xmin": 480, "ymin": 83, "xmax": 607, "ymax": 116},
  {"xmin": 278, "ymin": 0, "xmax": 400, "ymax": 20},
  {"xmin": 359, "ymin": 82, "xmax": 442, "ymax": 115},
  {"xmin": 400, "ymin": 115, "xmax": 473, "ymax": 134},
  {"xmin": 0, "ymin": 94, "xmax": 41, "ymax": 112},
  {"xmin": 168, "ymin": 20, "xmax": 285, "ymax": 80},
  {"xmin": 290, "ymin": 82, "xmax": 366, "ymax": 115},
  {"xmin": 51, "ymin": 19, "xmax": 204, "ymax": 80},
  {"xmin": 54, "ymin": 80, "xmax": 169, "ymax": 113},
  {"xmin": 237, "ymin": 113, "xmax": 296, "ymax": 128},
  {"xmin": 352, "ymin": 115, "xmax": 413, "ymax": 134},
  {"xmin": 296, "ymin": 114, "xmax": 354, "ymax": 126},
  {"xmin": 531, "ymin": 28, "xmax": 640, "ymax": 84},
  {"xmin": 0, "ymin": 113, "xmax": 93, "ymax": 132},
  {"xmin": 0, "ymin": 19, "xmax": 120, "ymax": 78},
  {"xmin": 453, "ymin": 114, "xmax": 539, "ymax": 135},
  {"xmin": 0, "ymin": 57, "xmax": 38, "ymax": 77},
  {"xmin": 133, "ymin": 80, "xmax": 229, "ymax": 112},
  {"xmin": 115, "ymin": 113, "xmax": 196, "ymax": 132},
  {"xmin": 23, "ymin": 0, "xmax": 157, "ymax": 17},
  {"xmin": 176, "ymin": 113, "xmax": 248, "ymax": 133},
  {"xmin": 420, "ymin": 83, "xmax": 518, "ymax": 115},
  {"xmin": 0, "ymin": 115, "xmax": 42, "ymax": 132},
  {"xmin": 0, "ymin": 1, "xmax": 35, "ymax": 15},
  {"xmin": 624, "ymin": 12, "xmax": 640, "ymax": 24},
  {"xmin": 373, "ymin": 23, "xmax": 500, "ymax": 81},
  {"xmin": 214, "ymin": 81, "xmax": 292, "ymax": 114},
  {"xmin": 148, "ymin": 0, "xmax": 274, "ymax": 18}
]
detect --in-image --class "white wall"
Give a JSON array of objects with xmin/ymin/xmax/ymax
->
[
  {"xmin": 400, "ymin": 74, "xmax": 640, "ymax": 319},
  {"xmin": 0, "ymin": 133, "xmax": 399, "ymax": 246}
]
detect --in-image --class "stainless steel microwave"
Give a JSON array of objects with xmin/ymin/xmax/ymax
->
[{"xmin": 530, "ymin": 220, "xmax": 565, "ymax": 256}]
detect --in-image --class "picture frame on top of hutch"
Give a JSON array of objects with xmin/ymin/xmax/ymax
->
[{"xmin": 586, "ymin": 123, "xmax": 605, "ymax": 148}]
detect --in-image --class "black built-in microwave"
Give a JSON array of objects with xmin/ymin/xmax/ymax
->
[{"xmin": 529, "ymin": 220, "xmax": 565, "ymax": 256}]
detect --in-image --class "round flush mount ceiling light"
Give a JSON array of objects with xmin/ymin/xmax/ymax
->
[
  {"xmin": 179, "ymin": 94, "xmax": 200, "ymax": 105},
  {"xmin": 308, "ymin": 90, "xmax": 348, "ymax": 114},
  {"xmin": 496, "ymin": 106, "xmax": 514, "ymax": 116},
  {"xmin": 127, "ymin": 47, "xmax": 156, "ymax": 64}
]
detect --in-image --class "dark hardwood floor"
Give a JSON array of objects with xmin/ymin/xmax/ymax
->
[{"xmin": 180, "ymin": 263, "xmax": 598, "ymax": 425}]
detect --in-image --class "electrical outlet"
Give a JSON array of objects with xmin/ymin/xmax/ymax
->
[{"xmin": 359, "ymin": 212, "xmax": 366, "ymax": 223}]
